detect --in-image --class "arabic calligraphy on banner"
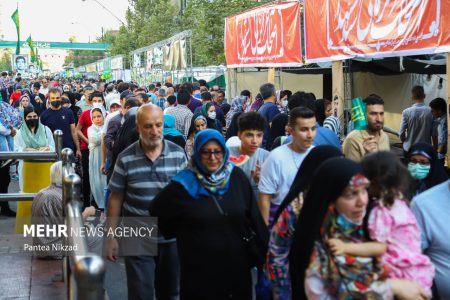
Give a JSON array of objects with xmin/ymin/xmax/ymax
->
[
  {"xmin": 304, "ymin": 0, "xmax": 450, "ymax": 62},
  {"xmin": 225, "ymin": 1, "xmax": 302, "ymax": 68}
]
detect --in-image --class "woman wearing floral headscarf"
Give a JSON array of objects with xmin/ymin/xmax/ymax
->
[
  {"xmin": 150, "ymin": 129, "xmax": 268, "ymax": 299},
  {"xmin": 88, "ymin": 106, "xmax": 107, "ymax": 209},
  {"xmin": 18, "ymin": 94, "xmax": 33, "ymax": 119},
  {"xmin": 290, "ymin": 157, "xmax": 429, "ymax": 300},
  {"xmin": 185, "ymin": 114, "xmax": 207, "ymax": 157},
  {"xmin": 14, "ymin": 106, "xmax": 54, "ymax": 191}
]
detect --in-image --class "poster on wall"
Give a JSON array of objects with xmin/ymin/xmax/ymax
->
[
  {"xmin": 133, "ymin": 53, "xmax": 141, "ymax": 68},
  {"xmin": 110, "ymin": 56, "xmax": 123, "ymax": 70},
  {"xmin": 179, "ymin": 39, "xmax": 187, "ymax": 69},
  {"xmin": 153, "ymin": 47, "xmax": 163, "ymax": 65},
  {"xmin": 225, "ymin": 1, "xmax": 302, "ymax": 68},
  {"xmin": 146, "ymin": 50, "xmax": 153, "ymax": 71},
  {"xmin": 304, "ymin": 0, "xmax": 450, "ymax": 62},
  {"xmin": 172, "ymin": 40, "xmax": 180, "ymax": 71},
  {"xmin": 12, "ymin": 54, "xmax": 29, "ymax": 73}
]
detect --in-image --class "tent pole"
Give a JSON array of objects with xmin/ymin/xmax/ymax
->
[
  {"xmin": 332, "ymin": 60, "xmax": 345, "ymax": 133},
  {"xmin": 447, "ymin": 54, "xmax": 450, "ymax": 167},
  {"xmin": 268, "ymin": 67, "xmax": 275, "ymax": 84}
]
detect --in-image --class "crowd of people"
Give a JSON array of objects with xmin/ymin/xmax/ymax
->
[{"xmin": 0, "ymin": 73, "xmax": 449, "ymax": 300}]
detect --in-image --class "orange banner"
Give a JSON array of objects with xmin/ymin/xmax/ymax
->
[
  {"xmin": 305, "ymin": 0, "xmax": 450, "ymax": 62},
  {"xmin": 225, "ymin": 2, "xmax": 302, "ymax": 68}
]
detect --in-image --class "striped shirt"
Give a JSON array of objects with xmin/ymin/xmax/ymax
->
[
  {"xmin": 165, "ymin": 105, "xmax": 193, "ymax": 138},
  {"xmin": 109, "ymin": 139, "xmax": 188, "ymax": 217}
]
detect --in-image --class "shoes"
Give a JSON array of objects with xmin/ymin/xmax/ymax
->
[{"xmin": 0, "ymin": 208, "xmax": 16, "ymax": 217}]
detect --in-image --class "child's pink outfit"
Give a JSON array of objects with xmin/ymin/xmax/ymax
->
[{"xmin": 368, "ymin": 199, "xmax": 435, "ymax": 290}]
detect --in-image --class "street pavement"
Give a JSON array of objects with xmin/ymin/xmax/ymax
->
[{"xmin": 0, "ymin": 178, "xmax": 128, "ymax": 299}]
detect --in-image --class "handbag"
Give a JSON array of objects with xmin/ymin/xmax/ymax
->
[{"xmin": 211, "ymin": 194, "xmax": 266, "ymax": 269}]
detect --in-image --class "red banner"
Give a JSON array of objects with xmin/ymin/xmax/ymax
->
[
  {"xmin": 305, "ymin": 0, "xmax": 450, "ymax": 62},
  {"xmin": 225, "ymin": 2, "xmax": 302, "ymax": 68}
]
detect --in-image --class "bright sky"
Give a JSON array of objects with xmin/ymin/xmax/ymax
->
[{"xmin": 0, "ymin": 0, "xmax": 129, "ymax": 43}]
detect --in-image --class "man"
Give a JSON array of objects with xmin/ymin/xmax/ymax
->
[
  {"xmin": 196, "ymin": 91, "xmax": 226, "ymax": 127},
  {"xmin": 399, "ymin": 85, "xmax": 433, "ymax": 153},
  {"xmin": 429, "ymin": 97, "xmax": 447, "ymax": 165},
  {"xmin": 106, "ymin": 104, "xmax": 187, "ymax": 300},
  {"xmin": 40, "ymin": 87, "xmax": 80, "ymax": 156},
  {"xmin": 75, "ymin": 85, "xmax": 95, "ymax": 112},
  {"xmin": 192, "ymin": 84, "xmax": 202, "ymax": 101},
  {"xmin": 15, "ymin": 56, "xmax": 26, "ymax": 73},
  {"xmin": 258, "ymin": 107, "xmax": 316, "ymax": 225},
  {"xmin": 147, "ymin": 83, "xmax": 158, "ymax": 104},
  {"xmin": 257, "ymin": 83, "xmax": 281, "ymax": 149},
  {"xmin": 411, "ymin": 179, "xmax": 450, "ymax": 300},
  {"xmin": 163, "ymin": 95, "xmax": 176, "ymax": 114},
  {"xmin": 165, "ymin": 90, "xmax": 193, "ymax": 138},
  {"xmin": 155, "ymin": 87, "xmax": 166, "ymax": 110},
  {"xmin": 343, "ymin": 95, "xmax": 390, "ymax": 161},
  {"xmin": 136, "ymin": 92, "xmax": 149, "ymax": 106},
  {"xmin": 228, "ymin": 112, "xmax": 269, "ymax": 197},
  {"xmin": 181, "ymin": 82, "xmax": 202, "ymax": 113},
  {"xmin": 30, "ymin": 82, "xmax": 46, "ymax": 115},
  {"xmin": 76, "ymin": 91, "xmax": 105, "ymax": 208},
  {"xmin": 214, "ymin": 90, "xmax": 226, "ymax": 105},
  {"xmin": 0, "ymin": 71, "xmax": 10, "ymax": 102},
  {"xmin": 39, "ymin": 78, "xmax": 49, "ymax": 95},
  {"xmin": 9, "ymin": 84, "xmax": 22, "ymax": 106},
  {"xmin": 104, "ymin": 83, "xmax": 119, "ymax": 110}
]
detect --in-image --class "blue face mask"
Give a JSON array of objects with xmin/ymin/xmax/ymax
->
[
  {"xmin": 408, "ymin": 162, "xmax": 431, "ymax": 180},
  {"xmin": 337, "ymin": 212, "xmax": 364, "ymax": 229}
]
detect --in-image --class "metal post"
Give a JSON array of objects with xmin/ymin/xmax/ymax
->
[
  {"xmin": 73, "ymin": 256, "xmax": 106, "ymax": 300},
  {"xmin": 54, "ymin": 130, "xmax": 63, "ymax": 161}
]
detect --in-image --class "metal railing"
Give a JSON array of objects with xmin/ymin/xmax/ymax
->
[
  {"xmin": 0, "ymin": 130, "xmax": 63, "ymax": 203},
  {"xmin": 62, "ymin": 148, "xmax": 105, "ymax": 300}
]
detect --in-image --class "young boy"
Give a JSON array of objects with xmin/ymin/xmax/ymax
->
[
  {"xmin": 429, "ymin": 97, "xmax": 448, "ymax": 165},
  {"xmin": 228, "ymin": 112, "xmax": 269, "ymax": 198}
]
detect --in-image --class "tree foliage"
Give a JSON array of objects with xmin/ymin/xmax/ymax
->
[
  {"xmin": 109, "ymin": 0, "xmax": 268, "ymax": 67},
  {"xmin": 0, "ymin": 49, "xmax": 13, "ymax": 72}
]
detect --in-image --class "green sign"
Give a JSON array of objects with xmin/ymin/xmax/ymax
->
[{"xmin": 0, "ymin": 40, "xmax": 110, "ymax": 50}]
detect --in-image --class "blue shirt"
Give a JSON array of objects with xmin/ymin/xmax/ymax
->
[
  {"xmin": 411, "ymin": 180, "xmax": 450, "ymax": 299},
  {"xmin": 283, "ymin": 123, "xmax": 341, "ymax": 149},
  {"xmin": 40, "ymin": 107, "xmax": 75, "ymax": 150},
  {"xmin": 258, "ymin": 102, "xmax": 281, "ymax": 149}
]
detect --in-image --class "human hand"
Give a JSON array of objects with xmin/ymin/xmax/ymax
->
[
  {"xmin": 292, "ymin": 193, "xmax": 304, "ymax": 216},
  {"xmin": 390, "ymin": 279, "xmax": 429, "ymax": 300},
  {"xmin": 10, "ymin": 128, "xmax": 17, "ymax": 137},
  {"xmin": 251, "ymin": 160, "xmax": 261, "ymax": 184},
  {"xmin": 100, "ymin": 163, "xmax": 105, "ymax": 174},
  {"xmin": 327, "ymin": 238, "xmax": 347, "ymax": 256},
  {"xmin": 362, "ymin": 135, "xmax": 377, "ymax": 153},
  {"xmin": 106, "ymin": 238, "xmax": 119, "ymax": 262},
  {"xmin": 76, "ymin": 149, "xmax": 82, "ymax": 158},
  {"xmin": 83, "ymin": 206, "xmax": 96, "ymax": 218}
]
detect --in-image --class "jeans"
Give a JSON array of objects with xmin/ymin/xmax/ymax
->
[
  {"xmin": 124, "ymin": 242, "xmax": 180, "ymax": 300},
  {"xmin": 0, "ymin": 134, "xmax": 14, "ymax": 152}
]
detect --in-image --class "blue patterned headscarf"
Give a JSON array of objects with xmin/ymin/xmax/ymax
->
[{"xmin": 172, "ymin": 129, "xmax": 234, "ymax": 199}]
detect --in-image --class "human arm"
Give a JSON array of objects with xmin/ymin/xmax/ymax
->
[
  {"xmin": 70, "ymin": 123, "xmax": 81, "ymax": 157},
  {"xmin": 399, "ymin": 110, "xmax": 408, "ymax": 142},
  {"xmin": 105, "ymin": 191, "xmax": 124, "ymax": 262},
  {"xmin": 100, "ymin": 133, "xmax": 106, "ymax": 174},
  {"xmin": 258, "ymin": 193, "xmax": 272, "ymax": 225},
  {"xmin": 45, "ymin": 126, "xmax": 55, "ymax": 152},
  {"xmin": 342, "ymin": 134, "xmax": 364, "ymax": 161},
  {"xmin": 327, "ymin": 239, "xmax": 387, "ymax": 257},
  {"xmin": 76, "ymin": 122, "xmax": 89, "ymax": 145}
]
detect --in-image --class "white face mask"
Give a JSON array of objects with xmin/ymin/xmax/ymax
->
[
  {"xmin": 92, "ymin": 102, "xmax": 103, "ymax": 109},
  {"xmin": 282, "ymin": 100, "xmax": 288, "ymax": 108},
  {"xmin": 208, "ymin": 111, "xmax": 216, "ymax": 119}
]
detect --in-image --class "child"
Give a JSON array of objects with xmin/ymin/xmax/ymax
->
[{"xmin": 328, "ymin": 151, "xmax": 434, "ymax": 294}]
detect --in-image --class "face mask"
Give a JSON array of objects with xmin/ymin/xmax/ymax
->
[
  {"xmin": 408, "ymin": 162, "xmax": 431, "ymax": 180},
  {"xmin": 164, "ymin": 101, "xmax": 169, "ymax": 108},
  {"xmin": 208, "ymin": 112, "xmax": 216, "ymax": 119},
  {"xmin": 337, "ymin": 212, "xmax": 364, "ymax": 228},
  {"xmin": 282, "ymin": 100, "xmax": 288, "ymax": 108},
  {"xmin": 51, "ymin": 100, "xmax": 61, "ymax": 108},
  {"xmin": 93, "ymin": 103, "xmax": 103, "ymax": 109},
  {"xmin": 26, "ymin": 119, "xmax": 38, "ymax": 128}
]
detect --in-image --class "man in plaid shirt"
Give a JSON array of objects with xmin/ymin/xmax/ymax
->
[{"xmin": 165, "ymin": 90, "xmax": 192, "ymax": 138}]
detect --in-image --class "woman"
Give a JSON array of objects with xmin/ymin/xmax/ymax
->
[
  {"xmin": 226, "ymin": 95, "xmax": 246, "ymax": 129},
  {"xmin": 314, "ymin": 99, "xmax": 332, "ymax": 126},
  {"xmin": 163, "ymin": 114, "xmax": 185, "ymax": 149},
  {"xmin": 62, "ymin": 95, "xmax": 82, "ymax": 125},
  {"xmin": 14, "ymin": 107, "xmax": 55, "ymax": 191},
  {"xmin": 289, "ymin": 157, "xmax": 429, "ymax": 300},
  {"xmin": 150, "ymin": 129, "xmax": 268, "ymax": 299},
  {"xmin": 268, "ymin": 145, "xmax": 342, "ymax": 299},
  {"xmin": 88, "ymin": 107, "xmax": 107, "ymax": 209},
  {"xmin": 407, "ymin": 142, "xmax": 448, "ymax": 197},
  {"xmin": 200, "ymin": 102, "xmax": 222, "ymax": 132},
  {"xmin": 18, "ymin": 94, "xmax": 33, "ymax": 119},
  {"xmin": 185, "ymin": 115, "xmax": 207, "ymax": 157}
]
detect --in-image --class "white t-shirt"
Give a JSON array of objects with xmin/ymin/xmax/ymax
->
[
  {"xmin": 258, "ymin": 144, "xmax": 313, "ymax": 205},
  {"xmin": 228, "ymin": 146, "xmax": 269, "ymax": 197}
]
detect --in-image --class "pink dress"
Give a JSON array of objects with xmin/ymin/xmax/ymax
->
[{"xmin": 368, "ymin": 199, "xmax": 435, "ymax": 290}]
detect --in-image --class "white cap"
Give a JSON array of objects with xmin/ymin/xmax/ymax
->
[{"xmin": 110, "ymin": 98, "xmax": 121, "ymax": 108}]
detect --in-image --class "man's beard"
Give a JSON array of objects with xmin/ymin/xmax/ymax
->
[{"xmin": 140, "ymin": 134, "xmax": 163, "ymax": 150}]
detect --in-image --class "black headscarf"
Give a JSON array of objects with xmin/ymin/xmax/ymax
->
[
  {"xmin": 273, "ymin": 145, "xmax": 342, "ymax": 224},
  {"xmin": 407, "ymin": 142, "xmax": 449, "ymax": 195},
  {"xmin": 289, "ymin": 158, "xmax": 364, "ymax": 300}
]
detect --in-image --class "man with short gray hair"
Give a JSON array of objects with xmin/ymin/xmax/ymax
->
[{"xmin": 257, "ymin": 83, "xmax": 280, "ymax": 149}]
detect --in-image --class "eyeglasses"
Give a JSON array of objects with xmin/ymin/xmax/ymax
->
[{"xmin": 200, "ymin": 150, "xmax": 224, "ymax": 158}]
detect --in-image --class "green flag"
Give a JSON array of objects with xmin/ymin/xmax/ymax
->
[
  {"xmin": 351, "ymin": 97, "xmax": 368, "ymax": 130},
  {"xmin": 27, "ymin": 35, "xmax": 36, "ymax": 63},
  {"xmin": 11, "ymin": 8, "xmax": 20, "ymax": 55}
]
